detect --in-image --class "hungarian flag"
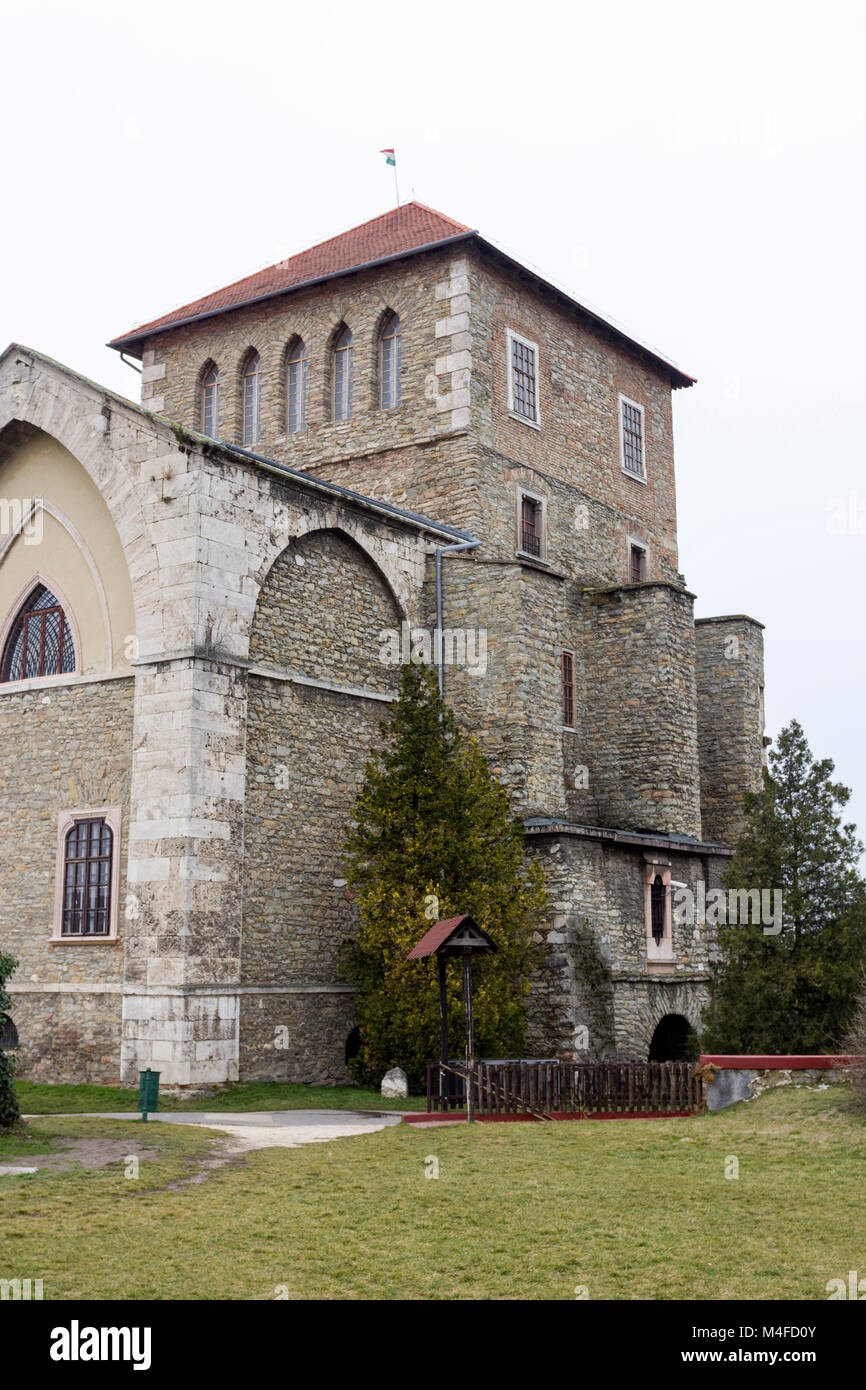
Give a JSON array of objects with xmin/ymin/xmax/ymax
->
[{"xmin": 380, "ymin": 148, "xmax": 396, "ymax": 166}]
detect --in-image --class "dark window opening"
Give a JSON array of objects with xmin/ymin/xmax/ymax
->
[
  {"xmin": 630, "ymin": 544, "xmax": 647, "ymax": 584},
  {"xmin": 0, "ymin": 1014, "xmax": 18, "ymax": 1051},
  {"xmin": 62, "ymin": 817, "xmax": 113, "ymax": 937},
  {"xmin": 520, "ymin": 495, "xmax": 541, "ymax": 556},
  {"xmin": 561, "ymin": 651, "xmax": 575, "ymax": 727},
  {"xmin": 650, "ymin": 874, "xmax": 666, "ymax": 945},
  {"xmin": 1, "ymin": 584, "xmax": 75, "ymax": 683}
]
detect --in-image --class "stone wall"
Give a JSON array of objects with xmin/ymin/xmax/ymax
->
[
  {"xmin": 0, "ymin": 677, "xmax": 133, "ymax": 1081},
  {"xmin": 241, "ymin": 523, "xmax": 403, "ymax": 1080},
  {"xmin": 571, "ymin": 582, "xmax": 702, "ymax": 836},
  {"xmin": 524, "ymin": 826, "xmax": 730, "ymax": 1058},
  {"xmin": 695, "ymin": 616, "xmax": 766, "ymax": 846}
]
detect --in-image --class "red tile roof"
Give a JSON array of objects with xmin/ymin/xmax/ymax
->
[
  {"xmin": 109, "ymin": 202, "xmax": 472, "ymax": 351},
  {"xmin": 108, "ymin": 200, "xmax": 693, "ymax": 387},
  {"xmin": 407, "ymin": 915, "xmax": 497, "ymax": 958}
]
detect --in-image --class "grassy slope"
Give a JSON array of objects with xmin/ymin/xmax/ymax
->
[
  {"xmin": 16, "ymin": 1080, "xmax": 427, "ymax": 1114},
  {"xmin": 2, "ymin": 1084, "xmax": 864, "ymax": 1300}
]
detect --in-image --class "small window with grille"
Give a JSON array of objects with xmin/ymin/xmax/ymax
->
[
  {"xmin": 629, "ymin": 543, "xmax": 647, "ymax": 584},
  {"xmin": 562, "ymin": 651, "xmax": 575, "ymax": 728},
  {"xmin": 519, "ymin": 492, "xmax": 543, "ymax": 558},
  {"xmin": 53, "ymin": 807, "xmax": 121, "ymax": 941},
  {"xmin": 507, "ymin": 330, "xmax": 540, "ymax": 425},
  {"xmin": 619, "ymin": 395, "xmax": 646, "ymax": 479}
]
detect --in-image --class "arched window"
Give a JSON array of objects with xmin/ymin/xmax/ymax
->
[
  {"xmin": 61, "ymin": 817, "xmax": 114, "ymax": 936},
  {"xmin": 200, "ymin": 363, "xmax": 219, "ymax": 438},
  {"xmin": 332, "ymin": 326, "xmax": 353, "ymax": 421},
  {"xmin": 1, "ymin": 584, "xmax": 76, "ymax": 683},
  {"xmin": 287, "ymin": 338, "xmax": 307, "ymax": 434},
  {"xmin": 651, "ymin": 875, "xmax": 666, "ymax": 945},
  {"xmin": 242, "ymin": 350, "xmax": 263, "ymax": 446},
  {"xmin": 380, "ymin": 312, "xmax": 401, "ymax": 409}
]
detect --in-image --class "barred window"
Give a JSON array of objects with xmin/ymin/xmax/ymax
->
[
  {"xmin": 630, "ymin": 543, "xmax": 647, "ymax": 584},
  {"xmin": 562, "ymin": 651, "xmax": 575, "ymax": 727},
  {"xmin": 380, "ymin": 312, "xmax": 402, "ymax": 409},
  {"xmin": 61, "ymin": 817, "xmax": 114, "ymax": 937},
  {"xmin": 333, "ymin": 326, "xmax": 353, "ymax": 421},
  {"xmin": 200, "ymin": 363, "xmax": 219, "ymax": 438},
  {"xmin": 509, "ymin": 333, "xmax": 538, "ymax": 422},
  {"xmin": 242, "ymin": 350, "xmax": 263, "ymax": 446},
  {"xmin": 651, "ymin": 875, "xmax": 666, "ymax": 945},
  {"xmin": 287, "ymin": 338, "xmax": 307, "ymax": 434},
  {"xmin": 620, "ymin": 397, "xmax": 645, "ymax": 477},
  {"xmin": 1, "ymin": 584, "xmax": 76, "ymax": 682},
  {"xmin": 520, "ymin": 494, "xmax": 542, "ymax": 556}
]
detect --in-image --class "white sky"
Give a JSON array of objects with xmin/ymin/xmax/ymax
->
[{"xmin": 3, "ymin": 0, "xmax": 865, "ymax": 852}]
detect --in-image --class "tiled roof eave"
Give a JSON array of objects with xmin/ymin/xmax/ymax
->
[{"xmin": 107, "ymin": 230, "xmax": 477, "ymax": 357}]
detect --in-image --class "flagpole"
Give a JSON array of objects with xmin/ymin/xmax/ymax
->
[{"xmin": 394, "ymin": 161, "xmax": 400, "ymax": 207}]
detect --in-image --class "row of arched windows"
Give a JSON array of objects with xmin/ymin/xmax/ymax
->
[{"xmin": 200, "ymin": 313, "xmax": 402, "ymax": 446}]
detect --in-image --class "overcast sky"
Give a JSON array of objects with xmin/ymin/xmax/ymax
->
[{"xmin": 3, "ymin": 0, "xmax": 864, "ymax": 852}]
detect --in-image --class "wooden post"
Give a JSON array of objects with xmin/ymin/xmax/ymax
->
[
  {"xmin": 463, "ymin": 947, "xmax": 475, "ymax": 1123},
  {"xmin": 438, "ymin": 953, "xmax": 449, "ymax": 1109}
]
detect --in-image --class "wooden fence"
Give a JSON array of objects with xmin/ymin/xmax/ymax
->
[{"xmin": 426, "ymin": 1059, "xmax": 703, "ymax": 1118}]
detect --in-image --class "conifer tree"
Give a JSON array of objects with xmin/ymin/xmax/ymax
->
[
  {"xmin": 703, "ymin": 720, "xmax": 866, "ymax": 1053},
  {"xmin": 342, "ymin": 663, "xmax": 546, "ymax": 1090},
  {"xmin": 0, "ymin": 952, "xmax": 20, "ymax": 1130}
]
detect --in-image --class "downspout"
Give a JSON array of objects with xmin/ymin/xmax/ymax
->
[
  {"xmin": 434, "ymin": 539, "xmax": 481, "ymax": 698},
  {"xmin": 120, "ymin": 352, "xmax": 142, "ymax": 375}
]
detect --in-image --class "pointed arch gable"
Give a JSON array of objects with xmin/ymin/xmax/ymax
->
[{"xmin": 0, "ymin": 416, "xmax": 136, "ymax": 674}]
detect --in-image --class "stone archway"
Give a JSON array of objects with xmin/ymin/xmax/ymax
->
[
  {"xmin": 648, "ymin": 1013, "xmax": 695, "ymax": 1062},
  {"xmin": 240, "ymin": 525, "xmax": 405, "ymax": 1084}
]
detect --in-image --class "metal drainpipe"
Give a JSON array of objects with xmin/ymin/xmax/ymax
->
[
  {"xmin": 434, "ymin": 539, "xmax": 481, "ymax": 698},
  {"xmin": 120, "ymin": 352, "xmax": 142, "ymax": 375}
]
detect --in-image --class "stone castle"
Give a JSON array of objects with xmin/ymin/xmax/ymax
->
[{"xmin": 0, "ymin": 202, "xmax": 764, "ymax": 1086}]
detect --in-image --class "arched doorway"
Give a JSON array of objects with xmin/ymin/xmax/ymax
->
[{"xmin": 648, "ymin": 1013, "xmax": 695, "ymax": 1062}]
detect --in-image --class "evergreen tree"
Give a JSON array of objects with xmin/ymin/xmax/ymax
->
[
  {"xmin": 342, "ymin": 663, "xmax": 546, "ymax": 1090},
  {"xmin": 703, "ymin": 720, "xmax": 866, "ymax": 1053},
  {"xmin": 0, "ymin": 952, "xmax": 20, "ymax": 1130}
]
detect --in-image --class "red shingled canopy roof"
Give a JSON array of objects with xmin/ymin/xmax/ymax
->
[
  {"xmin": 407, "ymin": 914, "xmax": 497, "ymax": 959},
  {"xmin": 109, "ymin": 202, "xmax": 472, "ymax": 353}
]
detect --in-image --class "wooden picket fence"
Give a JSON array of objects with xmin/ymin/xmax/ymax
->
[{"xmin": 426, "ymin": 1059, "xmax": 703, "ymax": 1118}]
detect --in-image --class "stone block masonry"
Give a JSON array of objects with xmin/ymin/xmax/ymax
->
[{"xmin": 695, "ymin": 616, "xmax": 765, "ymax": 846}]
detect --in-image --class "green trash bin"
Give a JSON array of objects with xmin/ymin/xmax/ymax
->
[{"xmin": 138, "ymin": 1068, "xmax": 160, "ymax": 1122}]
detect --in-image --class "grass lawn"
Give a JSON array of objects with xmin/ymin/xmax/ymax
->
[
  {"xmin": 2, "ymin": 1083, "xmax": 864, "ymax": 1299},
  {"xmin": 16, "ymin": 1080, "xmax": 427, "ymax": 1114}
]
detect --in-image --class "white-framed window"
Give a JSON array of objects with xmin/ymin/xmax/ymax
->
[
  {"xmin": 517, "ymin": 488, "xmax": 546, "ymax": 560},
  {"xmin": 644, "ymin": 861, "xmax": 674, "ymax": 969},
  {"xmin": 627, "ymin": 538, "xmax": 648, "ymax": 584},
  {"xmin": 242, "ymin": 350, "xmax": 263, "ymax": 447},
  {"xmin": 200, "ymin": 363, "xmax": 219, "ymax": 439},
  {"xmin": 287, "ymin": 338, "xmax": 307, "ymax": 434},
  {"xmin": 618, "ymin": 394, "xmax": 646, "ymax": 481},
  {"xmin": 52, "ymin": 806, "xmax": 122, "ymax": 943},
  {"xmin": 507, "ymin": 329, "xmax": 540, "ymax": 427},
  {"xmin": 380, "ymin": 312, "xmax": 402, "ymax": 409},
  {"xmin": 333, "ymin": 325, "xmax": 354, "ymax": 421}
]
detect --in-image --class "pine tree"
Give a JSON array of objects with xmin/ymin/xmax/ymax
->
[
  {"xmin": 0, "ymin": 952, "xmax": 20, "ymax": 1130},
  {"xmin": 703, "ymin": 720, "xmax": 866, "ymax": 1053},
  {"xmin": 341, "ymin": 663, "xmax": 546, "ymax": 1090}
]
